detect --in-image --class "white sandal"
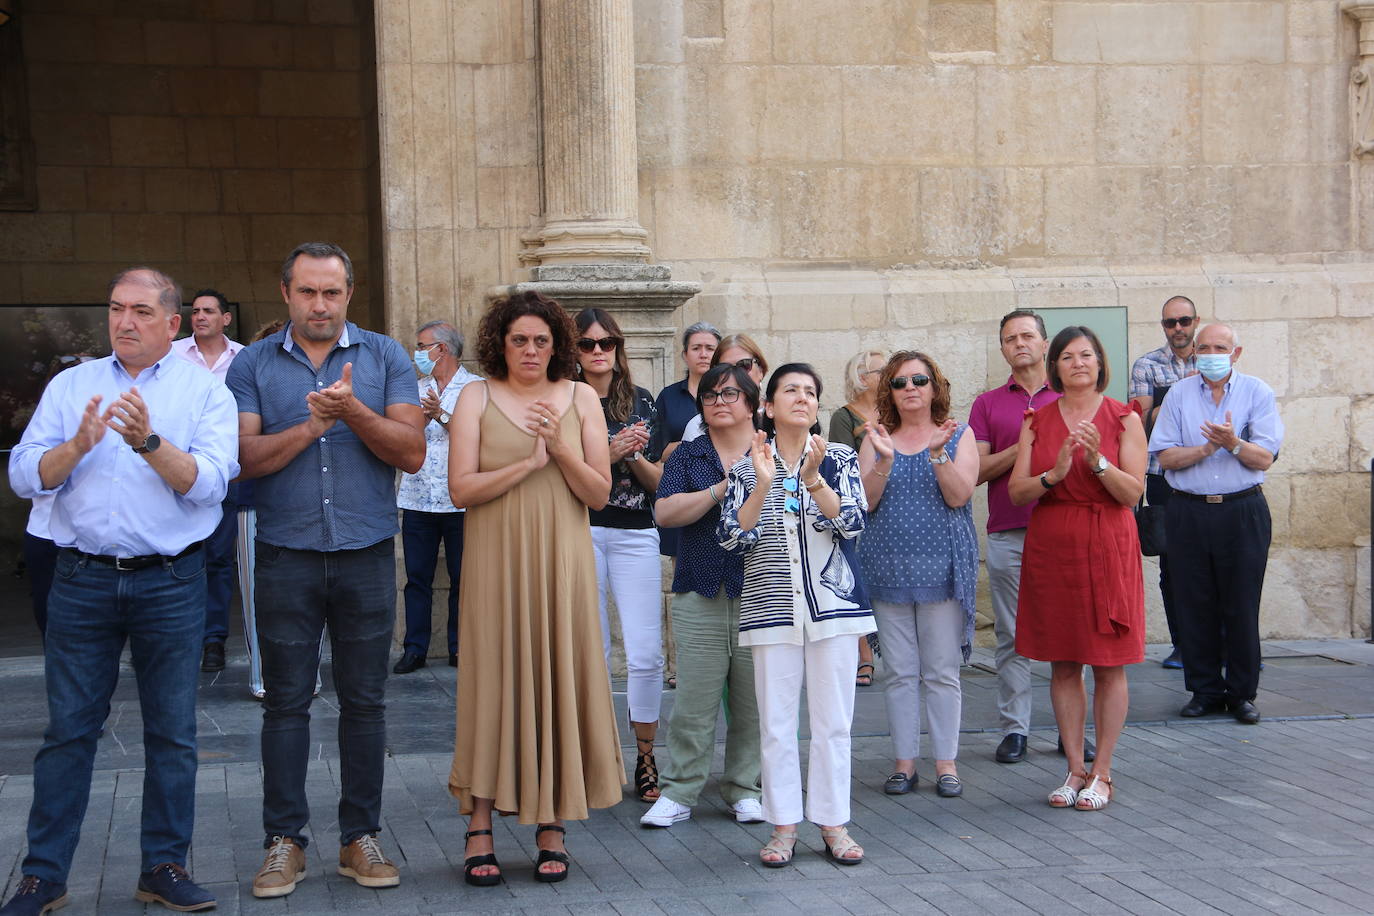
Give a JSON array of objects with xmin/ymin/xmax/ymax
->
[
  {"xmin": 1048, "ymin": 771, "xmax": 1085, "ymax": 808},
  {"xmin": 1075, "ymin": 773, "xmax": 1113, "ymax": 811},
  {"xmin": 820, "ymin": 826, "xmax": 864, "ymax": 865},
  {"xmin": 759, "ymin": 829, "xmax": 797, "ymax": 868}
]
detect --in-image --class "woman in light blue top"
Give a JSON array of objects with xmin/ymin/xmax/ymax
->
[{"xmin": 858, "ymin": 350, "xmax": 979, "ymax": 800}]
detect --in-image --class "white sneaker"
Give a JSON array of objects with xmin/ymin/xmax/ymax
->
[
  {"xmin": 731, "ymin": 798, "xmax": 765, "ymax": 823},
  {"xmin": 640, "ymin": 795, "xmax": 691, "ymax": 828}
]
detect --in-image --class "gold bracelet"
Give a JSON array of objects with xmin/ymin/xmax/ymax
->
[
  {"xmin": 874, "ymin": 466, "xmax": 891, "ymax": 478},
  {"xmin": 804, "ymin": 476, "xmax": 824, "ymax": 492}
]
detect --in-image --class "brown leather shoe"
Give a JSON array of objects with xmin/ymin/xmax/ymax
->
[
  {"xmin": 338, "ymin": 834, "xmax": 400, "ymax": 888},
  {"xmin": 252, "ymin": 836, "xmax": 306, "ymax": 898}
]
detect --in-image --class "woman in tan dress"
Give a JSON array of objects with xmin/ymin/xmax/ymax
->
[{"xmin": 447, "ymin": 291, "xmax": 622, "ymax": 885}]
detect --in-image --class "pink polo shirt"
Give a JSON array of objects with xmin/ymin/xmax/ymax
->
[
  {"xmin": 171, "ymin": 335, "xmax": 243, "ymax": 383},
  {"xmin": 968, "ymin": 376, "xmax": 1061, "ymax": 533}
]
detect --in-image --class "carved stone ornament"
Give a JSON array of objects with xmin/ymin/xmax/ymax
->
[{"xmin": 1343, "ymin": 1, "xmax": 1374, "ymax": 155}]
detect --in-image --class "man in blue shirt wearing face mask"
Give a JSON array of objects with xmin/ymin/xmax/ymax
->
[{"xmin": 1148, "ymin": 323, "xmax": 1284, "ymax": 725}]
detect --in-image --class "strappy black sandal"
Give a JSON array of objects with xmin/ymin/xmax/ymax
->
[
  {"xmin": 462, "ymin": 828, "xmax": 501, "ymax": 887},
  {"xmin": 634, "ymin": 735, "xmax": 660, "ymax": 802},
  {"xmin": 534, "ymin": 824, "xmax": 570, "ymax": 883}
]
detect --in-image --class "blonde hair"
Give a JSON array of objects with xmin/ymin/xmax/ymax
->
[{"xmin": 843, "ymin": 349, "xmax": 886, "ymax": 402}]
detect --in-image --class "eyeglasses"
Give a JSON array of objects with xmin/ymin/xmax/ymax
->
[
  {"xmin": 416, "ymin": 341, "xmax": 442, "ymax": 352},
  {"xmin": 576, "ymin": 336, "xmax": 619, "ymax": 353},
  {"xmin": 1161, "ymin": 316, "xmax": 1196, "ymax": 329},
  {"xmin": 782, "ymin": 475, "xmax": 801, "ymax": 514},
  {"xmin": 889, "ymin": 374, "xmax": 931, "ymax": 390},
  {"xmin": 731, "ymin": 357, "xmax": 762, "ymax": 371},
  {"xmin": 701, "ymin": 386, "xmax": 743, "ymax": 406}
]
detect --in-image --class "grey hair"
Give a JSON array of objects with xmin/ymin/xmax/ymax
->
[
  {"xmin": 681, "ymin": 321, "xmax": 721, "ymax": 351},
  {"xmin": 419, "ymin": 320, "xmax": 464, "ymax": 358},
  {"xmin": 1195, "ymin": 322, "xmax": 1239, "ymax": 347},
  {"xmin": 108, "ymin": 266, "xmax": 182, "ymax": 316},
  {"xmin": 843, "ymin": 349, "xmax": 886, "ymax": 403},
  {"xmin": 281, "ymin": 242, "xmax": 354, "ymax": 289}
]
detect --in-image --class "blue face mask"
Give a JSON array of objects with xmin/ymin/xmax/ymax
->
[
  {"xmin": 1196, "ymin": 353, "xmax": 1232, "ymax": 381},
  {"xmin": 413, "ymin": 348, "xmax": 436, "ymax": 376}
]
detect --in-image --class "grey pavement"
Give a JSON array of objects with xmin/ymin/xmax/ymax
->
[{"xmin": 3, "ymin": 637, "xmax": 1374, "ymax": 914}]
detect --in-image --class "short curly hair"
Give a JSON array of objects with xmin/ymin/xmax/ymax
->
[
  {"xmin": 474, "ymin": 290, "xmax": 578, "ymax": 381},
  {"xmin": 875, "ymin": 350, "xmax": 951, "ymax": 430}
]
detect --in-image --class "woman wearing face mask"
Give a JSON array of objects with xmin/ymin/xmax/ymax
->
[
  {"xmin": 719, "ymin": 364, "xmax": 873, "ymax": 868},
  {"xmin": 572, "ymin": 307, "xmax": 666, "ymax": 805},
  {"xmin": 1008, "ymin": 326, "xmax": 1146, "ymax": 813}
]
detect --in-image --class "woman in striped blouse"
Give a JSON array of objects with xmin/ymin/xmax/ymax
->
[{"xmin": 718, "ymin": 363, "xmax": 874, "ymax": 868}]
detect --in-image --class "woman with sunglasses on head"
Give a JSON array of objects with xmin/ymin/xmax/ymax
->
[
  {"xmin": 679, "ymin": 334, "xmax": 769, "ymax": 443},
  {"xmin": 719, "ymin": 364, "xmax": 874, "ymax": 868},
  {"xmin": 641, "ymin": 363, "xmax": 765, "ymax": 829},
  {"xmin": 1007, "ymin": 326, "xmax": 1145, "ymax": 812},
  {"xmin": 572, "ymin": 307, "xmax": 667, "ymax": 805},
  {"xmin": 857, "ymin": 353, "xmax": 979, "ymax": 801}
]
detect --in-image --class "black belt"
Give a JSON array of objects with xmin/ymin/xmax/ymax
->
[
  {"xmin": 1174, "ymin": 485, "xmax": 1261, "ymax": 505},
  {"xmin": 64, "ymin": 541, "xmax": 203, "ymax": 571}
]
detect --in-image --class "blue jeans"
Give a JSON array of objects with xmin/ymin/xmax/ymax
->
[
  {"xmin": 203, "ymin": 489, "xmax": 238, "ymax": 644},
  {"xmin": 24, "ymin": 547, "xmax": 206, "ymax": 882},
  {"xmin": 23, "ymin": 533, "xmax": 59, "ymax": 638},
  {"xmin": 256, "ymin": 539, "xmax": 395, "ymax": 848},
  {"xmin": 400, "ymin": 510, "xmax": 464, "ymax": 656}
]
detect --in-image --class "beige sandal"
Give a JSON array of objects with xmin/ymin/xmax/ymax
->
[
  {"xmin": 1048, "ymin": 771, "xmax": 1086, "ymax": 808},
  {"xmin": 819, "ymin": 826, "xmax": 864, "ymax": 865},
  {"xmin": 1075, "ymin": 772, "xmax": 1113, "ymax": 811},
  {"xmin": 759, "ymin": 829, "xmax": 797, "ymax": 868}
]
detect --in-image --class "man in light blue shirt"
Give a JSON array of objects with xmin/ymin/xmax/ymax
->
[
  {"xmin": 5, "ymin": 267, "xmax": 238, "ymax": 915},
  {"xmin": 1148, "ymin": 323, "xmax": 1284, "ymax": 726}
]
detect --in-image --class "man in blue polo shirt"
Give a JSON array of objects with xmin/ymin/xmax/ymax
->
[
  {"xmin": 5, "ymin": 266, "xmax": 237, "ymax": 915},
  {"xmin": 228, "ymin": 242, "xmax": 424, "ymax": 898},
  {"xmin": 1149, "ymin": 323, "xmax": 1283, "ymax": 725}
]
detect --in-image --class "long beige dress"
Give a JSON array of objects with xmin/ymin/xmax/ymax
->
[{"xmin": 449, "ymin": 391, "xmax": 625, "ymax": 823}]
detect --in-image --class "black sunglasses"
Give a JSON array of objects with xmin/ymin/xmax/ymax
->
[
  {"xmin": 731, "ymin": 357, "xmax": 762, "ymax": 371},
  {"xmin": 890, "ymin": 374, "xmax": 931, "ymax": 390},
  {"xmin": 576, "ymin": 336, "xmax": 619, "ymax": 353},
  {"xmin": 1161, "ymin": 316, "xmax": 1196, "ymax": 329}
]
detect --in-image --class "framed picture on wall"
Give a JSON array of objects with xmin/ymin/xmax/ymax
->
[{"xmin": 0, "ymin": 304, "xmax": 110, "ymax": 452}]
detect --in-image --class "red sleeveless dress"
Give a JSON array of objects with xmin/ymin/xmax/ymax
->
[{"xmin": 1015, "ymin": 398, "xmax": 1145, "ymax": 666}]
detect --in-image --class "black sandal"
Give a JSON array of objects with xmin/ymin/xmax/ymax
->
[
  {"xmin": 534, "ymin": 824, "xmax": 570, "ymax": 883},
  {"xmin": 634, "ymin": 735, "xmax": 660, "ymax": 802},
  {"xmin": 855, "ymin": 663, "xmax": 875, "ymax": 687},
  {"xmin": 463, "ymin": 828, "xmax": 501, "ymax": 887}
]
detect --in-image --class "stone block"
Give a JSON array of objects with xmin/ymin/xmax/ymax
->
[
  {"xmin": 334, "ymin": 25, "xmax": 363, "ymax": 70},
  {"xmin": 412, "ymin": 65, "xmax": 457, "ymax": 231},
  {"xmin": 291, "ymin": 24, "xmax": 335, "ymax": 70},
  {"xmin": 452, "ymin": 0, "xmax": 525, "ymax": 63},
  {"xmin": 473, "ymin": 62, "xmax": 538, "ymax": 168},
  {"xmin": 184, "ymin": 118, "xmax": 238, "ymax": 168},
  {"xmin": 1161, "ymin": 165, "xmax": 1235, "ymax": 256},
  {"xmin": 1280, "ymin": 397, "xmax": 1349, "ymax": 473},
  {"xmin": 1287, "ymin": 473, "xmax": 1368, "ymax": 548},
  {"xmin": 457, "ymin": 228, "xmax": 502, "ymax": 314},
  {"xmin": 145, "ymin": 169, "xmax": 222, "ymax": 213},
  {"xmin": 995, "ymin": 0, "xmax": 1051, "ymax": 65},
  {"xmin": 1333, "ymin": 269, "xmax": 1374, "ymax": 317},
  {"xmin": 416, "ymin": 228, "xmax": 458, "ymax": 309},
  {"xmin": 1010, "ymin": 271, "xmax": 1118, "ymax": 312},
  {"xmin": 774, "ymin": 167, "xmax": 920, "ymax": 261},
  {"xmin": 1113, "ymin": 271, "xmax": 1212, "ymax": 324},
  {"xmin": 171, "ymin": 69, "xmax": 260, "ymax": 117},
  {"xmin": 771, "ymin": 0, "xmax": 921, "ymax": 64},
  {"xmin": 85, "ymin": 167, "xmax": 146, "ymax": 212},
  {"xmin": 1263, "ymin": 473, "xmax": 1290, "ymax": 542},
  {"xmin": 919, "ymin": 167, "xmax": 1044, "ymax": 259},
  {"xmin": 405, "ymin": 0, "xmax": 451, "ymax": 63},
  {"xmin": 0, "ymin": 214, "xmax": 74, "ymax": 261},
  {"xmin": 760, "ymin": 67, "xmax": 843, "ymax": 163},
  {"xmin": 258, "ymin": 71, "xmax": 362, "ymax": 118},
  {"xmin": 1290, "ymin": 317, "xmax": 1374, "ymax": 396},
  {"xmin": 842, "ymin": 66, "xmax": 977, "ymax": 166},
  {"xmin": 144, "ymin": 20, "xmax": 215, "ymax": 67},
  {"xmin": 234, "ymin": 118, "xmax": 280, "ymax": 168},
  {"xmin": 1202, "ymin": 67, "xmax": 1309, "ymax": 165},
  {"xmin": 1199, "ymin": 2, "xmax": 1285, "ymax": 64},
  {"xmin": 1044, "ymin": 167, "xmax": 1165, "ymax": 258},
  {"xmin": 1052, "ymin": 2, "xmax": 1199, "ymax": 64},
  {"xmin": 976, "ymin": 67, "xmax": 1096, "ymax": 165},
  {"xmin": 27, "ymin": 62, "xmax": 171, "ymax": 116},
  {"xmin": 1231, "ymin": 165, "xmax": 1351, "ymax": 254},
  {"xmin": 30, "ymin": 112, "xmax": 111, "ymax": 167},
  {"xmin": 1261, "ymin": 547, "xmax": 1355, "ymax": 638},
  {"xmin": 277, "ymin": 118, "xmax": 364, "ymax": 168},
  {"xmin": 213, "ymin": 22, "xmax": 294, "ymax": 68},
  {"xmin": 109, "ymin": 116, "xmax": 187, "ymax": 167},
  {"xmin": 377, "ymin": 63, "xmax": 417, "ymax": 229},
  {"xmin": 1357, "ymin": 544, "xmax": 1371, "ymax": 639},
  {"xmin": 1211, "ymin": 268, "xmax": 1338, "ymax": 323},
  {"xmin": 474, "ymin": 166, "xmax": 539, "ymax": 230},
  {"xmin": 109, "ymin": 213, "xmax": 184, "ymax": 262},
  {"xmin": 634, "ymin": 63, "xmax": 695, "ymax": 168},
  {"xmin": 649, "ymin": 167, "xmax": 776, "ymax": 260},
  {"xmin": 1226, "ymin": 318, "xmax": 1289, "ymax": 396},
  {"xmin": 36, "ymin": 167, "xmax": 87, "ymax": 211},
  {"xmin": 291, "ymin": 169, "xmax": 366, "ymax": 215},
  {"xmin": 21, "ymin": 261, "xmax": 123, "ymax": 304},
  {"xmin": 1352, "ymin": 396, "xmax": 1374, "ymax": 471},
  {"xmin": 376, "ymin": 1, "xmax": 411, "ymax": 63},
  {"xmin": 887, "ymin": 270, "xmax": 1016, "ymax": 330},
  {"xmin": 686, "ymin": 0, "xmax": 725, "ymax": 39},
  {"xmin": 185, "ymin": 215, "xmax": 249, "ymax": 261},
  {"xmin": 764, "ymin": 269, "xmax": 886, "ymax": 332},
  {"xmin": 222, "ymin": 169, "xmax": 292, "ymax": 213},
  {"xmin": 930, "ymin": 1, "xmax": 996, "ymax": 54},
  {"xmin": 721, "ymin": 0, "xmax": 773, "ymax": 63},
  {"xmin": 1287, "ymin": 0, "xmax": 1344, "ymax": 64},
  {"xmin": 634, "ymin": 0, "xmax": 685, "ymax": 64},
  {"xmin": 308, "ymin": 0, "xmax": 357, "ymax": 25},
  {"xmin": 73, "ymin": 213, "xmax": 112, "ymax": 260},
  {"xmin": 1097, "ymin": 67, "xmax": 1200, "ymax": 165}
]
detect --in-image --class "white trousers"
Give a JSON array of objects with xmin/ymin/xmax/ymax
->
[
  {"xmin": 986, "ymin": 529, "xmax": 1032, "ymax": 736},
  {"xmin": 591, "ymin": 525, "xmax": 664, "ymax": 724},
  {"xmin": 872, "ymin": 597, "xmax": 964, "ymax": 761},
  {"xmin": 752, "ymin": 633, "xmax": 858, "ymax": 827}
]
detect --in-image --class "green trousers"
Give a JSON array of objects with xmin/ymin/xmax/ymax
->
[{"xmin": 657, "ymin": 590, "xmax": 762, "ymax": 807}]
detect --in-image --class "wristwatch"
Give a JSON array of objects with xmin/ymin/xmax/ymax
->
[
  {"xmin": 438, "ymin": 410, "xmax": 451, "ymax": 425},
  {"xmin": 1229, "ymin": 442, "xmax": 1243, "ymax": 456},
  {"xmin": 1092, "ymin": 454, "xmax": 1109, "ymax": 475},
  {"xmin": 930, "ymin": 450, "xmax": 951, "ymax": 465},
  {"xmin": 133, "ymin": 433, "xmax": 161, "ymax": 454}
]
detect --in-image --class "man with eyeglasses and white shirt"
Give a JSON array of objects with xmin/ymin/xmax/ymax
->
[{"xmin": 1128, "ymin": 295, "xmax": 1199, "ymax": 670}]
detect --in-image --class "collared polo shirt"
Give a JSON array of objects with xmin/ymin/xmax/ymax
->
[
  {"xmin": 172, "ymin": 334, "xmax": 244, "ymax": 383},
  {"xmin": 968, "ymin": 375, "xmax": 1060, "ymax": 532},
  {"xmin": 1148, "ymin": 370, "xmax": 1284, "ymax": 496}
]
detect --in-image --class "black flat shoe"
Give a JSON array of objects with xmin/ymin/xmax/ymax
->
[
  {"xmin": 936, "ymin": 774, "xmax": 963, "ymax": 798},
  {"xmin": 534, "ymin": 825, "xmax": 570, "ymax": 883},
  {"xmin": 1229, "ymin": 699, "xmax": 1260, "ymax": 724},
  {"xmin": 995, "ymin": 733, "xmax": 1026, "ymax": 763},
  {"xmin": 1180, "ymin": 696, "xmax": 1225, "ymax": 718},
  {"xmin": 393, "ymin": 651, "xmax": 426, "ymax": 674},
  {"xmin": 462, "ymin": 829, "xmax": 501, "ymax": 887},
  {"xmin": 1056, "ymin": 734, "xmax": 1096, "ymax": 763},
  {"xmin": 883, "ymin": 770, "xmax": 916, "ymax": 795}
]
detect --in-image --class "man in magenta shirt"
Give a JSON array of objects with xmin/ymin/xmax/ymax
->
[{"xmin": 969, "ymin": 310, "xmax": 1068, "ymax": 765}]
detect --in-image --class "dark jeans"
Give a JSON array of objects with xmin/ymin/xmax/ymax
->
[
  {"xmin": 24, "ymin": 547, "xmax": 206, "ymax": 882},
  {"xmin": 256, "ymin": 538, "xmax": 395, "ymax": 849},
  {"xmin": 203, "ymin": 491, "xmax": 238, "ymax": 644},
  {"xmin": 1166, "ymin": 491, "xmax": 1271, "ymax": 703},
  {"xmin": 23, "ymin": 533, "xmax": 59, "ymax": 638},
  {"xmin": 1145, "ymin": 474, "xmax": 1180, "ymax": 646},
  {"xmin": 400, "ymin": 510, "xmax": 464, "ymax": 656}
]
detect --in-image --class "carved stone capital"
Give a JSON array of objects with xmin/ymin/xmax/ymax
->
[{"xmin": 1344, "ymin": 1, "xmax": 1374, "ymax": 56}]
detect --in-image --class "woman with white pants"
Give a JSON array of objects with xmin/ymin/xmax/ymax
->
[
  {"xmin": 574, "ymin": 307, "xmax": 666, "ymax": 803},
  {"xmin": 719, "ymin": 363, "xmax": 874, "ymax": 867},
  {"xmin": 858, "ymin": 351, "xmax": 979, "ymax": 799}
]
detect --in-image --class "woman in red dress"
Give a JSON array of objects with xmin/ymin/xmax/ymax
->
[{"xmin": 1009, "ymin": 326, "xmax": 1146, "ymax": 812}]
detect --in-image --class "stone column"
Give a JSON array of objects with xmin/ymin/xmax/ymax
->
[{"xmin": 1342, "ymin": 1, "xmax": 1374, "ymax": 155}]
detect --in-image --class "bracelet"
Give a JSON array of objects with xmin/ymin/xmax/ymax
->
[
  {"xmin": 708, "ymin": 483, "xmax": 720, "ymax": 504},
  {"xmin": 873, "ymin": 465, "xmax": 891, "ymax": 478},
  {"xmin": 804, "ymin": 476, "xmax": 824, "ymax": 492},
  {"xmin": 1040, "ymin": 472, "xmax": 1056, "ymax": 489}
]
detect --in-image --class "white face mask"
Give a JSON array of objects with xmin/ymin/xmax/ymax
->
[{"xmin": 1196, "ymin": 353, "xmax": 1232, "ymax": 381}]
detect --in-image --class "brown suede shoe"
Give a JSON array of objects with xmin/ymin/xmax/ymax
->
[
  {"xmin": 252, "ymin": 836, "xmax": 306, "ymax": 898},
  {"xmin": 338, "ymin": 834, "xmax": 400, "ymax": 888}
]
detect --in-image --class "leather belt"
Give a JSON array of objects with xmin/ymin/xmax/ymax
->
[
  {"xmin": 1174, "ymin": 485, "xmax": 1261, "ymax": 505},
  {"xmin": 64, "ymin": 541, "xmax": 203, "ymax": 571}
]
